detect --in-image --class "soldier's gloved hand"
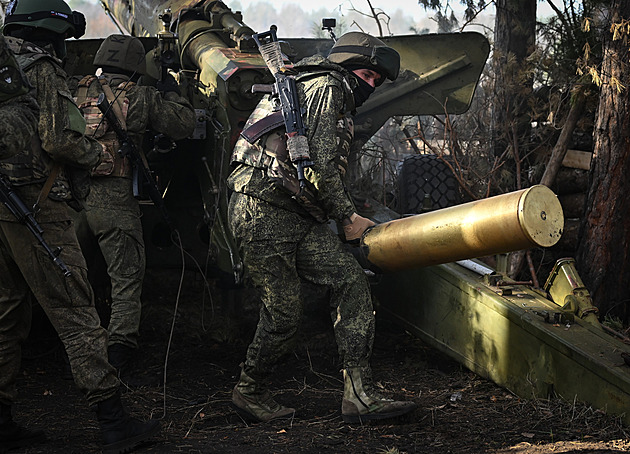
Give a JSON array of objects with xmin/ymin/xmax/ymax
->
[
  {"xmin": 342, "ymin": 213, "xmax": 375, "ymax": 242},
  {"xmin": 156, "ymin": 72, "xmax": 180, "ymax": 95}
]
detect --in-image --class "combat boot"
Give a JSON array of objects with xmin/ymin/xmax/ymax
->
[
  {"xmin": 95, "ymin": 393, "xmax": 160, "ymax": 454},
  {"xmin": 232, "ymin": 369, "xmax": 295, "ymax": 422},
  {"xmin": 0, "ymin": 403, "xmax": 46, "ymax": 452},
  {"xmin": 341, "ymin": 366, "xmax": 417, "ymax": 423}
]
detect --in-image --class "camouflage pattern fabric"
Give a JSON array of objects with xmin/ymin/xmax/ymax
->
[
  {"xmin": 229, "ymin": 56, "xmax": 356, "ymax": 223},
  {"xmin": 0, "ymin": 38, "xmax": 119, "ymax": 407},
  {"xmin": 72, "ymin": 72, "xmax": 195, "ymax": 349},
  {"xmin": 72, "ymin": 178, "xmax": 145, "ymax": 348},
  {"xmin": 228, "ymin": 192, "xmax": 375, "ymax": 380},
  {"xmin": 0, "ymin": 92, "xmax": 39, "ymax": 160},
  {"xmin": 227, "ymin": 59, "xmax": 375, "ymax": 381},
  {"xmin": 0, "ymin": 186, "xmax": 119, "ymax": 406},
  {"xmin": 2, "ymin": 37, "xmax": 102, "ymax": 203},
  {"xmin": 0, "ymin": 34, "xmax": 31, "ymax": 103}
]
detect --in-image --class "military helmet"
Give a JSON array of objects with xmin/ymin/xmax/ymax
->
[
  {"xmin": 94, "ymin": 35, "xmax": 147, "ymax": 75},
  {"xmin": 327, "ymin": 32, "xmax": 400, "ymax": 84},
  {"xmin": 2, "ymin": 0, "xmax": 86, "ymax": 38}
]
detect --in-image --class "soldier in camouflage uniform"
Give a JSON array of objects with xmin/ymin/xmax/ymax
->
[
  {"xmin": 0, "ymin": 36, "xmax": 38, "ymax": 158},
  {"xmin": 1, "ymin": 1, "xmax": 160, "ymax": 453},
  {"xmin": 72, "ymin": 34, "xmax": 195, "ymax": 382},
  {"xmin": 228, "ymin": 32, "xmax": 417, "ymax": 423}
]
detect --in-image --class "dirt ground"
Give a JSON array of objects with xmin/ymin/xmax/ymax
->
[{"xmin": 14, "ymin": 269, "xmax": 630, "ymax": 454}]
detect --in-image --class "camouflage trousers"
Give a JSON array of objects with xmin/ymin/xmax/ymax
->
[
  {"xmin": 72, "ymin": 177, "xmax": 145, "ymax": 349},
  {"xmin": 0, "ymin": 216, "xmax": 119, "ymax": 407},
  {"xmin": 228, "ymin": 192, "xmax": 375, "ymax": 381}
]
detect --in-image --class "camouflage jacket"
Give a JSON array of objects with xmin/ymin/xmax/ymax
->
[
  {"xmin": 0, "ymin": 37, "xmax": 103, "ymax": 219},
  {"xmin": 74, "ymin": 72, "xmax": 195, "ymax": 178},
  {"xmin": 228, "ymin": 56, "xmax": 356, "ymax": 223},
  {"xmin": 0, "ymin": 93, "xmax": 39, "ymax": 159},
  {"xmin": 78, "ymin": 72, "xmax": 195, "ymax": 142},
  {"xmin": 0, "ymin": 36, "xmax": 39, "ymax": 159}
]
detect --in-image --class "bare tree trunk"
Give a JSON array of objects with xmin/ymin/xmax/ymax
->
[
  {"xmin": 492, "ymin": 0, "xmax": 537, "ymax": 280},
  {"xmin": 492, "ymin": 0, "xmax": 537, "ymax": 165},
  {"xmin": 540, "ymin": 92, "xmax": 587, "ymax": 187},
  {"xmin": 576, "ymin": 0, "xmax": 630, "ymax": 322}
]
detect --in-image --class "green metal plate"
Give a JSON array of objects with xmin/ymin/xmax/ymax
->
[{"xmin": 372, "ymin": 262, "xmax": 630, "ymax": 425}]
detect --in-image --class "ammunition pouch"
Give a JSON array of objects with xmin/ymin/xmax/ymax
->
[
  {"xmin": 335, "ymin": 116, "xmax": 354, "ymax": 176},
  {"xmin": 263, "ymin": 130, "xmax": 327, "ymax": 223},
  {"xmin": 92, "ymin": 143, "xmax": 132, "ymax": 178}
]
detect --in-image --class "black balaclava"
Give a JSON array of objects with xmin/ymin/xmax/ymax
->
[
  {"xmin": 351, "ymin": 73, "xmax": 375, "ymax": 108},
  {"xmin": 344, "ymin": 64, "xmax": 379, "ymax": 108}
]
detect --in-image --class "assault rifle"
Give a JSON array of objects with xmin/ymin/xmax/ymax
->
[
  {"xmin": 0, "ymin": 174, "xmax": 71, "ymax": 276},
  {"xmin": 252, "ymin": 26, "xmax": 313, "ymax": 188},
  {"xmin": 96, "ymin": 93, "xmax": 175, "ymax": 232}
]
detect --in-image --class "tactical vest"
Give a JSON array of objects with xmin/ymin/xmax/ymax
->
[
  {"xmin": 74, "ymin": 75, "xmax": 134, "ymax": 178},
  {"xmin": 231, "ymin": 69, "xmax": 354, "ymax": 222},
  {"xmin": 1, "ymin": 37, "xmax": 70, "ymax": 201}
]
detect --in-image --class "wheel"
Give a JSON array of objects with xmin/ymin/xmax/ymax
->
[{"xmin": 397, "ymin": 154, "xmax": 461, "ymax": 214}]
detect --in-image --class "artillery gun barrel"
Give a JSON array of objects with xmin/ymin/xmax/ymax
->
[
  {"xmin": 202, "ymin": 0, "xmax": 254, "ymax": 41},
  {"xmin": 101, "ymin": 1, "xmax": 254, "ymax": 44},
  {"xmin": 361, "ymin": 185, "xmax": 564, "ymax": 272},
  {"xmin": 177, "ymin": 18, "xmax": 230, "ymax": 65}
]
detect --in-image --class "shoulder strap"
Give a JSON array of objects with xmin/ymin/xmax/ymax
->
[
  {"xmin": 5, "ymin": 36, "xmax": 57, "ymax": 71},
  {"xmin": 74, "ymin": 74, "xmax": 97, "ymax": 107},
  {"xmin": 98, "ymin": 76, "xmax": 127, "ymax": 130}
]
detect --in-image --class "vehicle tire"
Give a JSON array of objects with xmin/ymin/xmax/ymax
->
[{"xmin": 397, "ymin": 154, "xmax": 461, "ymax": 214}]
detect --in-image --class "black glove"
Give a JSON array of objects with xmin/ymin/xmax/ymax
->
[
  {"xmin": 156, "ymin": 72, "xmax": 180, "ymax": 95},
  {"xmin": 66, "ymin": 166, "xmax": 90, "ymax": 212}
]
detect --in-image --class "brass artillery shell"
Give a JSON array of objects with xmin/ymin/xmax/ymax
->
[{"xmin": 362, "ymin": 185, "xmax": 564, "ymax": 272}]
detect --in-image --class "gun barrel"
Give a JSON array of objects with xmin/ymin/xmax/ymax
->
[{"xmin": 361, "ymin": 185, "xmax": 564, "ymax": 272}]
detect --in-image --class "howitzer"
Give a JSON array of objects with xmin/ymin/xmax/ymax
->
[
  {"xmin": 95, "ymin": 92, "xmax": 175, "ymax": 232},
  {"xmin": 70, "ymin": 1, "xmax": 630, "ymax": 428},
  {"xmin": 0, "ymin": 175, "xmax": 71, "ymax": 276},
  {"xmin": 86, "ymin": 0, "xmax": 490, "ymax": 274}
]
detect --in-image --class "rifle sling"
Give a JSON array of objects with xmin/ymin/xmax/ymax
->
[
  {"xmin": 33, "ymin": 161, "xmax": 61, "ymax": 213},
  {"xmin": 99, "ymin": 77, "xmax": 127, "ymax": 130},
  {"xmin": 240, "ymin": 111, "xmax": 284, "ymax": 144}
]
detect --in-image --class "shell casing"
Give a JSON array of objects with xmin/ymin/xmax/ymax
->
[{"xmin": 362, "ymin": 185, "xmax": 564, "ymax": 272}]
